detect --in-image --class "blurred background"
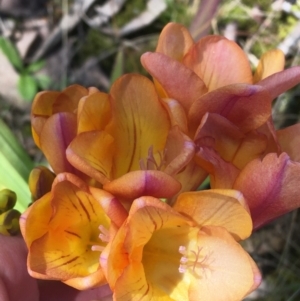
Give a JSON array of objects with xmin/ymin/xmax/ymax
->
[{"xmin": 0, "ymin": 0, "xmax": 300, "ymax": 300}]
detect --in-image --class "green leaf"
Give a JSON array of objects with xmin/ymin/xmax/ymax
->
[
  {"xmin": 26, "ymin": 60, "xmax": 46, "ymax": 73},
  {"xmin": 17, "ymin": 74, "xmax": 38, "ymax": 101},
  {"xmin": 35, "ymin": 74, "xmax": 51, "ymax": 90},
  {"xmin": 110, "ymin": 49, "xmax": 124, "ymax": 85},
  {"xmin": 0, "ymin": 119, "xmax": 34, "ymax": 212},
  {"xmin": 0, "ymin": 37, "xmax": 23, "ymax": 71}
]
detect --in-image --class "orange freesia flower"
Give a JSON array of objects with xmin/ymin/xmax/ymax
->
[
  {"xmin": 95, "ymin": 190, "xmax": 261, "ymax": 301},
  {"xmin": 20, "ymin": 173, "xmax": 127, "ymax": 290},
  {"xmin": 140, "ymin": 23, "xmax": 300, "ymax": 194},
  {"xmin": 139, "ymin": 22, "xmax": 300, "ymax": 227},
  {"xmin": 31, "ymin": 74, "xmax": 197, "ymax": 203}
]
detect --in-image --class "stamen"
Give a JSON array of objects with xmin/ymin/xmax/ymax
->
[
  {"xmin": 139, "ymin": 146, "xmax": 166, "ymax": 171},
  {"xmin": 99, "ymin": 225, "xmax": 110, "ymax": 243},
  {"xmin": 91, "ymin": 225, "xmax": 110, "ymax": 253},
  {"xmin": 178, "ymin": 245, "xmax": 209, "ymax": 275},
  {"xmin": 91, "ymin": 245, "xmax": 105, "ymax": 252}
]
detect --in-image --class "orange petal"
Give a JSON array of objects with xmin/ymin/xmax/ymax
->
[
  {"xmin": 183, "ymin": 35, "xmax": 253, "ymax": 91},
  {"xmin": 31, "ymin": 116, "xmax": 47, "ymax": 148},
  {"xmin": 39, "ymin": 112, "xmax": 78, "ymax": 174},
  {"xmin": 195, "ymin": 113, "xmax": 267, "ymax": 169},
  {"xmin": 172, "ymin": 160, "xmax": 208, "ymax": 199},
  {"xmin": 31, "ymin": 91, "xmax": 60, "ymax": 116},
  {"xmin": 103, "ymin": 170, "xmax": 181, "ymax": 200},
  {"xmin": 77, "ymin": 91, "xmax": 111, "ymax": 134},
  {"xmin": 105, "ymin": 74, "xmax": 170, "ymax": 178},
  {"xmin": 277, "ymin": 123, "xmax": 300, "ymax": 162},
  {"xmin": 253, "ymin": 49, "xmax": 285, "ymax": 83},
  {"xmin": 194, "ymin": 113, "xmax": 244, "ymax": 162},
  {"xmin": 67, "ymin": 130, "xmax": 115, "ymax": 184},
  {"xmin": 156, "ymin": 22, "xmax": 194, "ymax": 61},
  {"xmin": 89, "ymin": 187, "xmax": 128, "ymax": 228},
  {"xmin": 161, "ymin": 98, "xmax": 189, "ymax": 135},
  {"xmin": 52, "ymin": 84, "xmax": 88, "ymax": 114},
  {"xmin": 173, "ymin": 189, "xmax": 252, "ymax": 240},
  {"xmin": 164, "ymin": 126, "xmax": 195, "ymax": 176},
  {"xmin": 141, "ymin": 52, "xmax": 207, "ymax": 112},
  {"xmin": 233, "ymin": 152, "xmax": 300, "ymax": 229},
  {"xmin": 195, "ymin": 147, "xmax": 240, "ymax": 189},
  {"xmin": 27, "ymin": 179, "xmax": 110, "ymax": 289},
  {"xmin": 258, "ymin": 66, "xmax": 300, "ymax": 100},
  {"xmin": 31, "ymin": 91, "xmax": 60, "ymax": 148},
  {"xmin": 188, "ymin": 84, "xmax": 272, "ymax": 134},
  {"xmin": 188, "ymin": 226, "xmax": 261, "ymax": 301},
  {"xmin": 20, "ymin": 193, "xmax": 52, "ymax": 248}
]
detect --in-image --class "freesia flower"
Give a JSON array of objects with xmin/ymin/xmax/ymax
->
[
  {"xmin": 31, "ymin": 74, "xmax": 198, "ymax": 203},
  {"xmin": 20, "ymin": 172, "xmax": 127, "ymax": 290},
  {"xmin": 95, "ymin": 189, "xmax": 261, "ymax": 301},
  {"xmin": 139, "ymin": 22, "xmax": 300, "ymax": 227}
]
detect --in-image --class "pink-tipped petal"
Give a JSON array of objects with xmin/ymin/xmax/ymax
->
[
  {"xmin": 90, "ymin": 187, "xmax": 128, "ymax": 228},
  {"xmin": 233, "ymin": 152, "xmax": 300, "ymax": 229},
  {"xmin": 188, "ymin": 84, "xmax": 272, "ymax": 134},
  {"xmin": 141, "ymin": 52, "xmax": 207, "ymax": 112},
  {"xmin": 40, "ymin": 112, "xmax": 77, "ymax": 174},
  {"xmin": 103, "ymin": 170, "xmax": 181, "ymax": 200},
  {"xmin": 258, "ymin": 66, "xmax": 300, "ymax": 100}
]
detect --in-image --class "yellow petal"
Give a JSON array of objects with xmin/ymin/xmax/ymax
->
[
  {"xmin": 106, "ymin": 74, "xmax": 170, "ymax": 178},
  {"xmin": 156, "ymin": 22, "xmax": 194, "ymax": 61},
  {"xmin": 77, "ymin": 91, "xmax": 111, "ymax": 134},
  {"xmin": 67, "ymin": 130, "xmax": 115, "ymax": 184},
  {"xmin": 31, "ymin": 91, "xmax": 60, "ymax": 116},
  {"xmin": 23, "ymin": 177, "xmax": 110, "ymax": 289},
  {"xmin": 173, "ymin": 189, "xmax": 252, "ymax": 240},
  {"xmin": 52, "ymin": 84, "xmax": 88, "ymax": 114},
  {"xmin": 20, "ymin": 193, "xmax": 52, "ymax": 248},
  {"xmin": 188, "ymin": 226, "xmax": 260, "ymax": 301},
  {"xmin": 253, "ymin": 49, "xmax": 285, "ymax": 83}
]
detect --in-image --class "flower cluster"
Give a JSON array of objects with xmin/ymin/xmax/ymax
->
[{"xmin": 20, "ymin": 23, "xmax": 300, "ymax": 301}]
